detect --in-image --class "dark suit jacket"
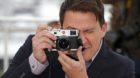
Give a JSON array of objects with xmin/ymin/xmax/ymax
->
[{"xmin": 2, "ymin": 35, "xmax": 135, "ymax": 78}]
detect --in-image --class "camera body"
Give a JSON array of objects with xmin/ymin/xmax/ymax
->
[{"xmin": 48, "ymin": 29, "xmax": 82, "ymax": 51}]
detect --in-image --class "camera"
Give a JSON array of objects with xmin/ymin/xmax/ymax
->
[{"xmin": 48, "ymin": 29, "xmax": 82, "ymax": 51}]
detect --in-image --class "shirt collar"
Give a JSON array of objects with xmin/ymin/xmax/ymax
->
[{"xmin": 91, "ymin": 39, "xmax": 103, "ymax": 61}]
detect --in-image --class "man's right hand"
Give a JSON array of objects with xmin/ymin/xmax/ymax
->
[{"xmin": 32, "ymin": 25, "xmax": 56, "ymax": 64}]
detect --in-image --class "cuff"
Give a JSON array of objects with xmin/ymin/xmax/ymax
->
[{"xmin": 29, "ymin": 53, "xmax": 49, "ymax": 75}]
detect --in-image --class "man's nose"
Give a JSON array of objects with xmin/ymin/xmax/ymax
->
[{"xmin": 80, "ymin": 33, "xmax": 87, "ymax": 45}]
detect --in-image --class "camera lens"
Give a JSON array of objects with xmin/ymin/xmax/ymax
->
[{"xmin": 58, "ymin": 38, "xmax": 69, "ymax": 49}]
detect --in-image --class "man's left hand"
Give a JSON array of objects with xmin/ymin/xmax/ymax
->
[{"xmin": 58, "ymin": 46, "xmax": 88, "ymax": 78}]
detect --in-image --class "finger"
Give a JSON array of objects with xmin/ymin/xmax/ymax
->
[
  {"xmin": 77, "ymin": 46, "xmax": 85, "ymax": 63},
  {"xmin": 37, "ymin": 36, "xmax": 56, "ymax": 47},
  {"xmin": 36, "ymin": 25, "xmax": 52, "ymax": 33},
  {"xmin": 37, "ymin": 30, "xmax": 57, "ymax": 41},
  {"xmin": 58, "ymin": 51, "xmax": 77, "ymax": 65},
  {"xmin": 58, "ymin": 53, "xmax": 70, "ymax": 70},
  {"xmin": 33, "ymin": 36, "xmax": 54, "ymax": 48},
  {"xmin": 36, "ymin": 43, "xmax": 53, "ymax": 50}
]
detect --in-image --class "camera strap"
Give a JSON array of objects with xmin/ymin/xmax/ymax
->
[{"xmin": 44, "ymin": 48, "xmax": 52, "ymax": 78}]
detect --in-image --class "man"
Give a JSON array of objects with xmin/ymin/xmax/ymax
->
[
  {"xmin": 47, "ymin": 20, "xmax": 60, "ymax": 29},
  {"xmin": 2, "ymin": 0, "xmax": 135, "ymax": 78}
]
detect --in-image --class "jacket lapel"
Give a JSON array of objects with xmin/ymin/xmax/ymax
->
[
  {"xmin": 50, "ymin": 51, "xmax": 65, "ymax": 78},
  {"xmin": 87, "ymin": 41, "xmax": 109, "ymax": 78}
]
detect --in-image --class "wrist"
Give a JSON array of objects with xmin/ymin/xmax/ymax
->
[
  {"xmin": 33, "ymin": 53, "xmax": 47, "ymax": 64},
  {"xmin": 29, "ymin": 53, "xmax": 49, "ymax": 75}
]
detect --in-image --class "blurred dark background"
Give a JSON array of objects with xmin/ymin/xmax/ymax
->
[{"xmin": 103, "ymin": 0, "xmax": 140, "ymax": 78}]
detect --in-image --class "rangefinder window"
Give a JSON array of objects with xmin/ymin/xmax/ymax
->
[
  {"xmin": 54, "ymin": 32, "xmax": 57, "ymax": 34},
  {"xmin": 70, "ymin": 31, "xmax": 76, "ymax": 35}
]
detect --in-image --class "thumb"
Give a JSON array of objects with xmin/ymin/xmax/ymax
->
[{"xmin": 77, "ymin": 46, "xmax": 84, "ymax": 62}]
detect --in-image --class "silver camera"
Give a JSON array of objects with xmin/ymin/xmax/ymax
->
[{"xmin": 48, "ymin": 29, "xmax": 82, "ymax": 51}]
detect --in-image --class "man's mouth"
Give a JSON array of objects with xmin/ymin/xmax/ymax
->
[
  {"xmin": 82, "ymin": 47, "xmax": 86, "ymax": 51},
  {"xmin": 82, "ymin": 47, "xmax": 89, "ymax": 52}
]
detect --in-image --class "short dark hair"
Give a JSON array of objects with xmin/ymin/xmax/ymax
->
[
  {"xmin": 59, "ymin": 0, "xmax": 105, "ymax": 27},
  {"xmin": 48, "ymin": 20, "xmax": 59, "ymax": 26}
]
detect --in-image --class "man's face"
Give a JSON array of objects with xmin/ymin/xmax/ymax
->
[{"xmin": 62, "ymin": 11, "xmax": 107, "ymax": 61}]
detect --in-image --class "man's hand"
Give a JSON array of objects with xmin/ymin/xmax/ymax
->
[
  {"xmin": 32, "ymin": 25, "xmax": 56, "ymax": 64},
  {"xmin": 58, "ymin": 46, "xmax": 88, "ymax": 78}
]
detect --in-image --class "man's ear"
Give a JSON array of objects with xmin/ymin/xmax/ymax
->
[{"xmin": 101, "ymin": 22, "xmax": 107, "ymax": 37}]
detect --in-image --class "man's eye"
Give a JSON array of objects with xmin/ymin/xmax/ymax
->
[{"xmin": 86, "ymin": 30, "xmax": 94, "ymax": 33}]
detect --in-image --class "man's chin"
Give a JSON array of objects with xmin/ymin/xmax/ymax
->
[{"xmin": 82, "ymin": 49, "xmax": 94, "ymax": 61}]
